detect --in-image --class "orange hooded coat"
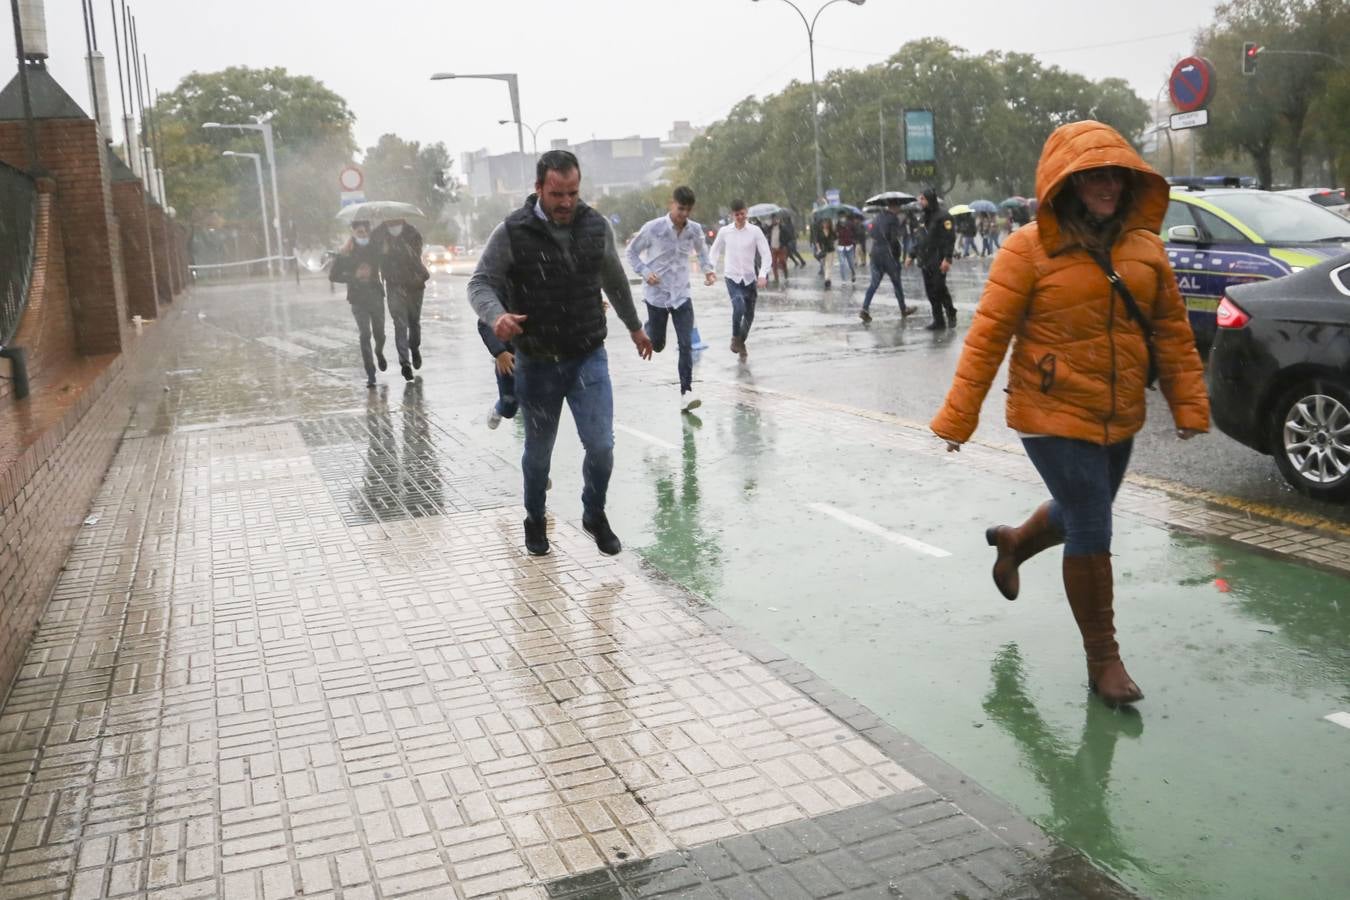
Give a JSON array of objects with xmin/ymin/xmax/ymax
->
[{"xmin": 931, "ymin": 121, "xmax": 1209, "ymax": 446}]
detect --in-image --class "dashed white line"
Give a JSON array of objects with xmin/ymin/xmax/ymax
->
[
  {"xmin": 1324, "ymin": 711, "xmax": 1350, "ymax": 729},
  {"xmin": 615, "ymin": 424, "xmax": 678, "ymax": 451},
  {"xmin": 808, "ymin": 502, "xmax": 951, "ymax": 558}
]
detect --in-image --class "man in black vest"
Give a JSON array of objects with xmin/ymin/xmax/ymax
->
[{"xmin": 468, "ymin": 150, "xmax": 653, "ymax": 557}]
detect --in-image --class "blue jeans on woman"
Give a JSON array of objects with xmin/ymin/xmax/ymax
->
[
  {"xmin": 644, "ymin": 300, "xmax": 695, "ymax": 393},
  {"xmin": 1021, "ymin": 436, "xmax": 1134, "ymax": 556},
  {"xmin": 838, "ymin": 245, "xmax": 856, "ymax": 281},
  {"xmin": 514, "ymin": 347, "xmax": 614, "ymax": 522}
]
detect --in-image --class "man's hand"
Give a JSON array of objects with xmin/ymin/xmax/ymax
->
[
  {"xmin": 631, "ymin": 328, "xmax": 654, "ymax": 360},
  {"xmin": 645, "ymin": 272, "xmax": 661, "ymax": 286},
  {"xmin": 939, "ymin": 259, "xmax": 952, "ymax": 274},
  {"xmin": 493, "ymin": 312, "xmax": 527, "ymax": 342},
  {"xmin": 756, "ymin": 276, "xmax": 768, "ymax": 289},
  {"xmin": 495, "ymin": 351, "xmax": 515, "ymax": 377},
  {"xmin": 704, "ymin": 272, "xmax": 716, "ymax": 286}
]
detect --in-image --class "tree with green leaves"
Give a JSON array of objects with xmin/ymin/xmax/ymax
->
[
  {"xmin": 155, "ymin": 66, "xmax": 357, "ymax": 251},
  {"xmin": 361, "ymin": 134, "xmax": 459, "ymax": 243}
]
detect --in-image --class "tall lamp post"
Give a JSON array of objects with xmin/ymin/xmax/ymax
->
[
  {"xmin": 222, "ymin": 151, "xmax": 273, "ymax": 275},
  {"xmin": 203, "ymin": 120, "xmax": 284, "ymax": 275},
  {"xmin": 429, "ymin": 72, "xmax": 525, "ymax": 186},
  {"xmin": 498, "ymin": 117, "xmax": 568, "ymax": 155},
  {"xmin": 751, "ymin": 0, "xmax": 866, "ymax": 204}
]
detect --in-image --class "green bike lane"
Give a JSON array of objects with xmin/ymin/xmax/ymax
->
[{"xmin": 459, "ymin": 371, "xmax": 1349, "ymax": 900}]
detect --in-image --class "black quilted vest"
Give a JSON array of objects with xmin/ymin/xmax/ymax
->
[{"xmin": 503, "ymin": 198, "xmax": 609, "ymax": 360}]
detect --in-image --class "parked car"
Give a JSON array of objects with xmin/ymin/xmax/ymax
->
[
  {"xmin": 422, "ymin": 244, "xmax": 452, "ymax": 272},
  {"xmin": 1206, "ymin": 253, "xmax": 1350, "ymax": 501},
  {"xmin": 1162, "ymin": 187, "xmax": 1350, "ymax": 350},
  {"xmin": 1278, "ymin": 187, "xmax": 1349, "ymax": 219}
]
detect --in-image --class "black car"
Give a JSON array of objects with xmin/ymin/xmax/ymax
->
[{"xmin": 1207, "ymin": 253, "xmax": 1350, "ymax": 500}]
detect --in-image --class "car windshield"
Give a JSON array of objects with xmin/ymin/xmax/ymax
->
[{"xmin": 1204, "ymin": 192, "xmax": 1350, "ymax": 242}]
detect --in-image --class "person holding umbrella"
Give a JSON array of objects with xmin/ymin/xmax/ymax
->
[
  {"xmin": 930, "ymin": 120, "xmax": 1208, "ymax": 707},
  {"xmin": 374, "ymin": 216, "xmax": 430, "ymax": 381},
  {"xmin": 859, "ymin": 196, "xmax": 916, "ymax": 323},
  {"xmin": 329, "ymin": 219, "xmax": 387, "ymax": 387}
]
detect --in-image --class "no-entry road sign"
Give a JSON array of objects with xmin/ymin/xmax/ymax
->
[{"xmin": 1169, "ymin": 57, "xmax": 1216, "ymax": 113}]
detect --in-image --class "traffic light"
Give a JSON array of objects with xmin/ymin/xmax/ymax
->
[{"xmin": 1243, "ymin": 42, "xmax": 1260, "ymax": 75}]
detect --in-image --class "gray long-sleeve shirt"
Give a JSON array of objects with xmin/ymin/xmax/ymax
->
[{"xmin": 468, "ymin": 207, "xmax": 641, "ymax": 334}]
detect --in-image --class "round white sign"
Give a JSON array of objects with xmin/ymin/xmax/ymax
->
[{"xmin": 339, "ymin": 166, "xmax": 364, "ymax": 192}]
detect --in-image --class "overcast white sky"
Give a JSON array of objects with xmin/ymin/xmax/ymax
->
[{"xmin": 7, "ymin": 0, "xmax": 1218, "ymax": 164}]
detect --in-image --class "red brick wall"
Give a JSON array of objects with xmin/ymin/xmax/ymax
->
[
  {"xmin": 146, "ymin": 204, "xmax": 174, "ymax": 304},
  {"xmin": 112, "ymin": 181, "xmax": 159, "ymax": 319},
  {"xmin": 0, "ymin": 356, "xmax": 131, "ymax": 694},
  {"xmin": 0, "ymin": 119, "xmax": 128, "ymax": 355}
]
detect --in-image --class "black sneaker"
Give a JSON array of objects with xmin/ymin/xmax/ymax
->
[
  {"xmin": 523, "ymin": 516, "xmax": 549, "ymax": 556},
  {"xmin": 924, "ymin": 320, "xmax": 945, "ymax": 331},
  {"xmin": 401, "ymin": 363, "xmax": 414, "ymax": 381},
  {"xmin": 858, "ymin": 309, "xmax": 872, "ymax": 323},
  {"xmin": 412, "ymin": 348, "xmax": 422, "ymax": 369},
  {"xmin": 376, "ymin": 353, "xmax": 388, "ymax": 371},
  {"xmin": 582, "ymin": 513, "xmax": 622, "ymax": 555}
]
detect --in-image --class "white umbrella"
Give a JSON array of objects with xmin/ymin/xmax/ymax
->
[
  {"xmin": 865, "ymin": 191, "xmax": 917, "ymax": 206},
  {"xmin": 337, "ymin": 201, "xmax": 426, "ymax": 224},
  {"xmin": 747, "ymin": 202, "xmax": 786, "ymax": 219}
]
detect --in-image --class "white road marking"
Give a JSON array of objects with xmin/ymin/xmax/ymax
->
[
  {"xmin": 808, "ymin": 502, "xmax": 951, "ymax": 558},
  {"xmin": 615, "ymin": 424, "xmax": 678, "ymax": 451},
  {"xmin": 1324, "ymin": 711, "xmax": 1350, "ymax": 729},
  {"xmin": 288, "ymin": 331, "xmax": 346, "ymax": 350}
]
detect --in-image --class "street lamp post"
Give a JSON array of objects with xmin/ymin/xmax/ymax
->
[
  {"xmin": 429, "ymin": 72, "xmax": 526, "ymax": 187},
  {"xmin": 498, "ymin": 117, "xmax": 568, "ymax": 156},
  {"xmin": 751, "ymin": 0, "xmax": 866, "ymax": 204},
  {"xmin": 203, "ymin": 120, "xmax": 284, "ymax": 276},
  {"xmin": 222, "ymin": 151, "xmax": 273, "ymax": 276}
]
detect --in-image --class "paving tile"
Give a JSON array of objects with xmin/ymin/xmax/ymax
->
[{"xmin": 0, "ymin": 282, "xmax": 1145, "ymax": 900}]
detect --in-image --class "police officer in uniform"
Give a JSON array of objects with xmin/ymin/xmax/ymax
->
[{"xmin": 910, "ymin": 188, "xmax": 957, "ymax": 330}]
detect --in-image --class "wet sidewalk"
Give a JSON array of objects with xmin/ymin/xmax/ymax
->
[{"xmin": 0, "ymin": 280, "xmax": 1137, "ymax": 900}]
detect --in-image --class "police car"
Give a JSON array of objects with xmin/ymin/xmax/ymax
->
[{"xmin": 1162, "ymin": 186, "xmax": 1350, "ymax": 350}]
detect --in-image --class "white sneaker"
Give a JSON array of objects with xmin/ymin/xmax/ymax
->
[
  {"xmin": 487, "ymin": 407, "xmax": 502, "ymax": 430},
  {"xmin": 681, "ymin": 392, "xmax": 701, "ymax": 413}
]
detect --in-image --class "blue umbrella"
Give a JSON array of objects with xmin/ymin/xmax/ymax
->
[
  {"xmin": 812, "ymin": 203, "xmax": 862, "ymax": 220},
  {"xmin": 970, "ymin": 199, "xmax": 998, "ymax": 214}
]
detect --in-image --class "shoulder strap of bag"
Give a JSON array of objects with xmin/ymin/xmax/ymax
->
[{"xmin": 1091, "ymin": 252, "xmax": 1152, "ymax": 338}]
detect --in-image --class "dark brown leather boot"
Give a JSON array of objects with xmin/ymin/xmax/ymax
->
[
  {"xmin": 985, "ymin": 501, "xmax": 1062, "ymax": 600},
  {"xmin": 1062, "ymin": 553, "xmax": 1144, "ymax": 707}
]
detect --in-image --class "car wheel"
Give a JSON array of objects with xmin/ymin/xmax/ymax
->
[{"xmin": 1269, "ymin": 378, "xmax": 1350, "ymax": 501}]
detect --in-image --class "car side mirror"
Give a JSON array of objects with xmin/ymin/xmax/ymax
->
[{"xmin": 1167, "ymin": 224, "xmax": 1202, "ymax": 243}]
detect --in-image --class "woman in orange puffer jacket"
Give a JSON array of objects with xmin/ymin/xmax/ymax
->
[{"xmin": 931, "ymin": 121, "xmax": 1210, "ymax": 707}]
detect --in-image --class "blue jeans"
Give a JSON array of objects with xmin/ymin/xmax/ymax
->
[
  {"xmin": 644, "ymin": 300, "xmax": 695, "ymax": 393},
  {"xmin": 838, "ymin": 245, "xmax": 856, "ymax": 281},
  {"xmin": 862, "ymin": 256, "xmax": 905, "ymax": 311},
  {"xmin": 725, "ymin": 279, "xmax": 758, "ymax": 341},
  {"xmin": 493, "ymin": 366, "xmax": 518, "ymax": 419},
  {"xmin": 514, "ymin": 347, "xmax": 614, "ymax": 522},
  {"xmin": 1021, "ymin": 437, "xmax": 1134, "ymax": 556}
]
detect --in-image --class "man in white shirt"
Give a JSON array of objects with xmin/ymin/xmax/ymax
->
[
  {"xmin": 627, "ymin": 186, "xmax": 716, "ymax": 412},
  {"xmin": 707, "ymin": 199, "xmax": 771, "ymax": 361}
]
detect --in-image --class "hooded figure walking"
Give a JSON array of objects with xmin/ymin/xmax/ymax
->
[
  {"xmin": 931, "ymin": 120, "xmax": 1209, "ymax": 707},
  {"xmin": 329, "ymin": 219, "xmax": 387, "ymax": 387},
  {"xmin": 375, "ymin": 218, "xmax": 430, "ymax": 380},
  {"xmin": 909, "ymin": 188, "xmax": 957, "ymax": 329}
]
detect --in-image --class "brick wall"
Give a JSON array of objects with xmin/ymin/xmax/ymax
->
[
  {"xmin": 0, "ymin": 180, "xmax": 77, "ymax": 402},
  {"xmin": 147, "ymin": 203, "xmax": 173, "ymax": 304},
  {"xmin": 0, "ymin": 119, "xmax": 129, "ymax": 355},
  {"xmin": 112, "ymin": 181, "xmax": 159, "ymax": 319}
]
